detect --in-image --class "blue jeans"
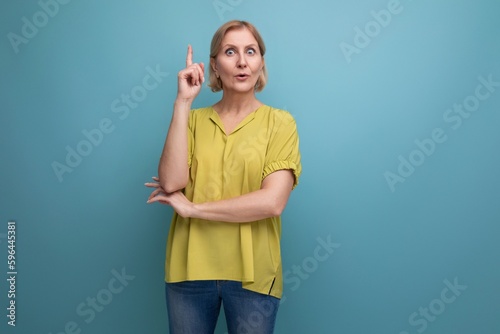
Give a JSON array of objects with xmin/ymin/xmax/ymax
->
[{"xmin": 165, "ymin": 280, "xmax": 280, "ymax": 334}]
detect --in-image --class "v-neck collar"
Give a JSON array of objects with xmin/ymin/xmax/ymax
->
[{"xmin": 209, "ymin": 105, "xmax": 264, "ymax": 135}]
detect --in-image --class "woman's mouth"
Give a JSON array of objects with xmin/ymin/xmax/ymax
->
[{"xmin": 235, "ymin": 74, "xmax": 250, "ymax": 80}]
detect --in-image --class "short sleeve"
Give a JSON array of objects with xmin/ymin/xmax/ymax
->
[{"xmin": 262, "ymin": 112, "xmax": 302, "ymax": 189}]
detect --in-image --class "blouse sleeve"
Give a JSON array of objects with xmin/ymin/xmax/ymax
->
[{"xmin": 262, "ymin": 111, "xmax": 302, "ymax": 189}]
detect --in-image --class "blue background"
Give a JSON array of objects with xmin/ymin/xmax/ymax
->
[{"xmin": 1, "ymin": 0, "xmax": 499, "ymax": 333}]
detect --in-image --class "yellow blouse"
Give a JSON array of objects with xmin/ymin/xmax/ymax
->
[{"xmin": 165, "ymin": 105, "xmax": 301, "ymax": 298}]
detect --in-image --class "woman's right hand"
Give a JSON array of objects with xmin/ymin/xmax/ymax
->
[{"xmin": 176, "ymin": 45, "xmax": 205, "ymax": 102}]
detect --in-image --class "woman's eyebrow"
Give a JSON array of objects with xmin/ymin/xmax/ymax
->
[{"xmin": 222, "ymin": 43, "xmax": 258, "ymax": 49}]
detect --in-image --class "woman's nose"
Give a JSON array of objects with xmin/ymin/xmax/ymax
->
[{"xmin": 237, "ymin": 55, "xmax": 247, "ymax": 67}]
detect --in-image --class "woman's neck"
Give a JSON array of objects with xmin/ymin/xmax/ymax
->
[{"xmin": 214, "ymin": 91, "xmax": 262, "ymax": 115}]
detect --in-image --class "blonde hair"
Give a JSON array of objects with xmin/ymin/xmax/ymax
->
[{"xmin": 208, "ymin": 20, "xmax": 267, "ymax": 92}]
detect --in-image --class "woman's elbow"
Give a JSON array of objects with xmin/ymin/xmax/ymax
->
[
  {"xmin": 268, "ymin": 199, "xmax": 288, "ymax": 217},
  {"xmin": 160, "ymin": 179, "xmax": 187, "ymax": 194}
]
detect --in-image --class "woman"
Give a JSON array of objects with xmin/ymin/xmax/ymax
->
[{"xmin": 146, "ymin": 20, "xmax": 301, "ymax": 334}]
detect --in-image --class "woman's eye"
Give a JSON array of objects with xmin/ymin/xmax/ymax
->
[
  {"xmin": 247, "ymin": 49, "xmax": 256, "ymax": 55},
  {"xmin": 225, "ymin": 49, "xmax": 235, "ymax": 56}
]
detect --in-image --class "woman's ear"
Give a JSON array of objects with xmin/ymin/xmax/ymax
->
[{"xmin": 210, "ymin": 58, "xmax": 218, "ymax": 75}]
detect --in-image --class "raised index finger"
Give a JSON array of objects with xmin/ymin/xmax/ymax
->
[{"xmin": 186, "ymin": 44, "xmax": 193, "ymax": 67}]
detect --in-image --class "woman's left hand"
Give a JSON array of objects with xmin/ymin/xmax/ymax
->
[{"xmin": 145, "ymin": 177, "xmax": 195, "ymax": 218}]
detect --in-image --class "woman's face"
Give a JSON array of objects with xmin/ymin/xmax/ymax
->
[{"xmin": 211, "ymin": 28, "xmax": 264, "ymax": 94}]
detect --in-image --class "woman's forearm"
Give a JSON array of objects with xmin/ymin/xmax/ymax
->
[
  {"xmin": 191, "ymin": 170, "xmax": 294, "ymax": 223},
  {"xmin": 158, "ymin": 99, "xmax": 191, "ymax": 193}
]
